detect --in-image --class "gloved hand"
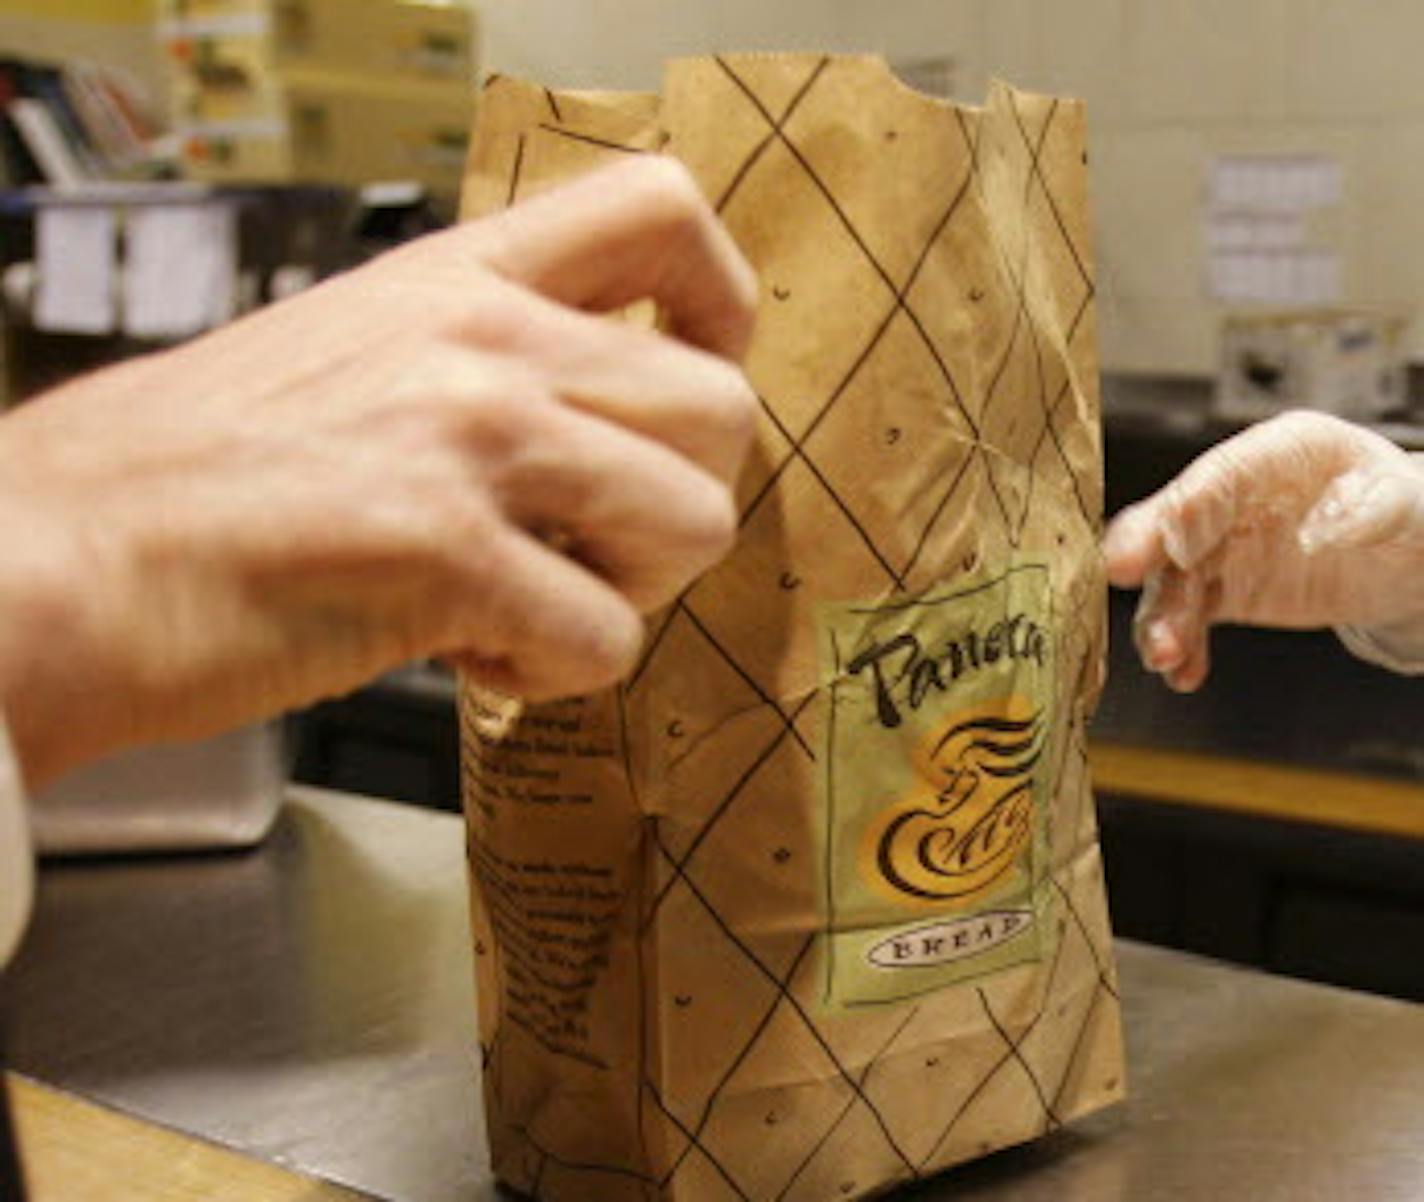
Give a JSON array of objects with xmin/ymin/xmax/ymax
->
[{"xmin": 1103, "ymin": 410, "xmax": 1424, "ymax": 691}]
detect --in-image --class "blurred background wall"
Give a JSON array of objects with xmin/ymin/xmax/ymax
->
[
  {"xmin": 11, "ymin": 1, "xmax": 1424, "ymax": 375},
  {"xmin": 0, "ymin": 0, "xmax": 163, "ymax": 96},
  {"xmin": 477, "ymin": 0, "xmax": 1424, "ymax": 377}
]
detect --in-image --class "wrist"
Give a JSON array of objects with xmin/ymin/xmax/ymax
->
[
  {"xmin": 0, "ymin": 499, "xmax": 111, "ymax": 789},
  {"xmin": 1336, "ymin": 616, "xmax": 1424, "ymax": 675}
]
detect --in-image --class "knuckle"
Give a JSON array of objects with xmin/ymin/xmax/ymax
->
[
  {"xmin": 365, "ymin": 223, "xmax": 490, "ymax": 294},
  {"xmin": 621, "ymin": 157, "xmax": 759, "ymax": 358},
  {"xmin": 1264, "ymin": 408, "xmax": 1355, "ymax": 453},
  {"xmin": 518, "ymin": 600, "xmax": 644, "ymax": 700},
  {"xmin": 584, "ymin": 606, "xmax": 645, "ymax": 686},
  {"xmin": 445, "ymin": 355, "xmax": 556, "ymax": 459},
  {"xmin": 720, "ymin": 245, "xmax": 761, "ymax": 322},
  {"xmin": 634, "ymin": 158, "xmax": 723, "ymax": 252},
  {"xmin": 1264, "ymin": 409, "xmax": 1323, "ymax": 442},
  {"xmin": 387, "ymin": 364, "xmax": 565, "ymax": 514},
  {"xmin": 443, "ymin": 282, "xmax": 537, "ymax": 357},
  {"xmin": 718, "ymin": 369, "xmax": 760, "ymax": 442},
  {"xmin": 1276, "ymin": 407, "xmax": 1338, "ymax": 431},
  {"xmin": 729, "ymin": 263, "xmax": 760, "ymax": 333},
  {"xmin": 638, "ymin": 155, "xmax": 706, "ymax": 216},
  {"xmin": 677, "ymin": 476, "xmax": 739, "ymax": 567},
  {"xmin": 685, "ymin": 359, "xmax": 759, "ymax": 453}
]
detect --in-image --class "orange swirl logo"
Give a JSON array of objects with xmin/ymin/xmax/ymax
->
[{"xmin": 871, "ymin": 698, "xmax": 1045, "ymax": 902}]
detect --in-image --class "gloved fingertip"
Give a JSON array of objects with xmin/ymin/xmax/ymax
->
[
  {"xmin": 1164, "ymin": 648, "xmax": 1209, "ymax": 693},
  {"xmin": 1103, "ymin": 505, "xmax": 1160, "ymax": 585},
  {"xmin": 1165, "ymin": 667, "xmax": 1201, "ymax": 694},
  {"xmin": 1106, "ymin": 556, "xmax": 1144, "ymax": 589},
  {"xmin": 1139, "ymin": 618, "xmax": 1186, "ymax": 673}
]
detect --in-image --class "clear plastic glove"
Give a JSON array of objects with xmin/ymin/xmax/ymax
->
[{"xmin": 1103, "ymin": 410, "xmax": 1424, "ymax": 692}]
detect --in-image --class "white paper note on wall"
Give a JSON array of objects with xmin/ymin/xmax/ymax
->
[
  {"xmin": 1206, "ymin": 154, "xmax": 1344, "ymax": 306},
  {"xmin": 34, "ymin": 206, "xmax": 116, "ymax": 335},
  {"xmin": 1206, "ymin": 212, "xmax": 1306, "ymax": 252},
  {"xmin": 1208, "ymin": 250, "xmax": 1342, "ymax": 306},
  {"xmin": 123, "ymin": 202, "xmax": 238, "ymax": 340},
  {"xmin": 1209, "ymin": 155, "xmax": 1343, "ymax": 214}
]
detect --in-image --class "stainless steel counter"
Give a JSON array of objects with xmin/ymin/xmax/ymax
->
[{"xmin": 8, "ymin": 788, "xmax": 1424, "ymax": 1201}]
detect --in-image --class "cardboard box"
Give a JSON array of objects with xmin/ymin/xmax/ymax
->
[
  {"xmin": 158, "ymin": 0, "xmax": 476, "ymax": 82},
  {"xmin": 165, "ymin": 28, "xmax": 287, "ymax": 128},
  {"xmin": 178, "ymin": 70, "xmax": 473, "ymax": 197},
  {"xmin": 1215, "ymin": 310, "xmax": 1409, "ymax": 422}
]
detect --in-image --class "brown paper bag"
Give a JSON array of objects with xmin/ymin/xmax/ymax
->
[{"xmin": 458, "ymin": 53, "xmax": 1124, "ymax": 1202}]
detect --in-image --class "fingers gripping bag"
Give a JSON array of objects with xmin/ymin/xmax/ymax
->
[{"xmin": 457, "ymin": 53, "xmax": 1125, "ymax": 1202}]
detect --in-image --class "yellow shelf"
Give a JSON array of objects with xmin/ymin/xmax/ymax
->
[
  {"xmin": 0, "ymin": 1, "xmax": 152, "ymax": 23},
  {"xmin": 1091, "ymin": 740, "xmax": 1424, "ymax": 841}
]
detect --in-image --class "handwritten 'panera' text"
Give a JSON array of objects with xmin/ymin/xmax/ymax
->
[{"xmin": 847, "ymin": 614, "xmax": 1046, "ymax": 729}]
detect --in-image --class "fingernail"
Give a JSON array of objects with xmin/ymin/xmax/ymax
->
[
  {"xmin": 1300, "ymin": 499, "xmax": 1342, "ymax": 555},
  {"xmin": 1141, "ymin": 620, "xmax": 1180, "ymax": 671},
  {"xmin": 1300, "ymin": 472, "xmax": 1376, "ymax": 553}
]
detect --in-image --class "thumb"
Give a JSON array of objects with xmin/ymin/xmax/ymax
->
[{"xmin": 1298, "ymin": 466, "xmax": 1424, "ymax": 554}]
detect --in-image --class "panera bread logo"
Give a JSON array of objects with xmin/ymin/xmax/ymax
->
[
  {"xmin": 823, "ymin": 565, "xmax": 1055, "ymax": 1005},
  {"xmin": 868, "ymin": 700, "xmax": 1046, "ymax": 902}
]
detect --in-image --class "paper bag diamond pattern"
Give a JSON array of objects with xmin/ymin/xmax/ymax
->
[{"xmin": 460, "ymin": 54, "xmax": 1124, "ymax": 1202}]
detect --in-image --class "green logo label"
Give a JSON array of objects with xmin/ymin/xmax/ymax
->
[{"xmin": 821, "ymin": 564, "xmax": 1058, "ymax": 1007}]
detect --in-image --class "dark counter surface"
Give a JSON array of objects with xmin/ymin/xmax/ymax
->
[{"xmin": 8, "ymin": 788, "xmax": 1424, "ymax": 1201}]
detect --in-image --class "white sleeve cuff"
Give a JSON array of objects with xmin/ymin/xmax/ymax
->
[
  {"xmin": 1336, "ymin": 622, "xmax": 1424, "ymax": 676},
  {"xmin": 0, "ymin": 715, "xmax": 32, "ymax": 968}
]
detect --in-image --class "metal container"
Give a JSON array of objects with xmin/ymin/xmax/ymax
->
[{"xmin": 30, "ymin": 723, "xmax": 285, "ymax": 857}]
